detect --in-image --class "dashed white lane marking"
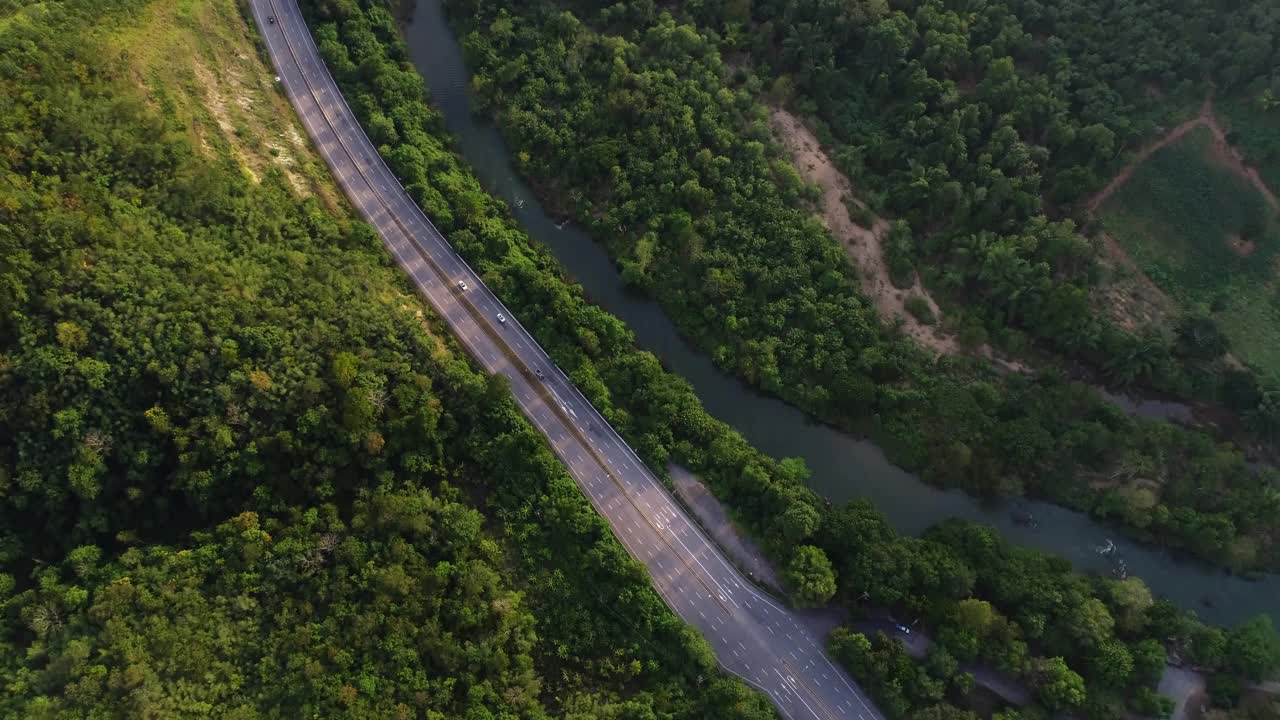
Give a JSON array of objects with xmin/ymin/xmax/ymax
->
[{"xmin": 271, "ymin": 17, "xmax": 881, "ymax": 720}]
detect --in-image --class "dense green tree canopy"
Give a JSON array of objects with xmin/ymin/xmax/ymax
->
[
  {"xmin": 0, "ymin": 1, "xmax": 780, "ymax": 717},
  {"xmin": 301, "ymin": 0, "xmax": 1280, "ymax": 716},
  {"xmin": 444, "ymin": 0, "xmax": 1280, "ymax": 575}
]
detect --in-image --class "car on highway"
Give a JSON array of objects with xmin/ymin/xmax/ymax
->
[
  {"xmin": 457, "ymin": 280, "xmax": 468, "ymax": 291},
  {"xmin": 534, "ymin": 368, "xmax": 544, "ymax": 379},
  {"xmin": 894, "ymin": 623, "xmax": 911, "ymax": 635},
  {"xmin": 267, "ymin": 15, "xmax": 275, "ymax": 23},
  {"xmin": 496, "ymin": 313, "xmax": 506, "ymax": 324}
]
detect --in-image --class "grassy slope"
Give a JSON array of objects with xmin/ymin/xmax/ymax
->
[
  {"xmin": 93, "ymin": 0, "xmax": 467, "ymax": 360},
  {"xmin": 0, "ymin": 0, "xmax": 777, "ymax": 715},
  {"xmin": 95, "ymin": 0, "xmax": 466, "ymax": 363},
  {"xmin": 98, "ymin": 0, "xmax": 342, "ymax": 207},
  {"xmin": 1101, "ymin": 126, "xmax": 1280, "ymax": 373},
  {"xmin": 1219, "ymin": 92, "xmax": 1280, "ymax": 194}
]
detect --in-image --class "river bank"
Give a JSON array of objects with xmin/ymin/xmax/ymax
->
[
  {"xmin": 668, "ymin": 466, "xmax": 1275, "ymax": 720},
  {"xmin": 399, "ymin": 0, "xmax": 1278, "ymax": 626}
]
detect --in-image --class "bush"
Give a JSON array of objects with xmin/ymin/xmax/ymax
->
[
  {"xmin": 884, "ymin": 220, "xmax": 917, "ymax": 288},
  {"xmin": 846, "ymin": 199, "xmax": 878, "ymax": 229},
  {"xmin": 904, "ymin": 295, "xmax": 936, "ymax": 325}
]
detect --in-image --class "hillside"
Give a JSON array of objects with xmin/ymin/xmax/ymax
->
[
  {"xmin": 442, "ymin": 0, "xmax": 1280, "ymax": 574},
  {"xmin": 299, "ymin": 0, "xmax": 1280, "ymax": 718},
  {"xmin": 0, "ymin": 1, "xmax": 774, "ymax": 716}
]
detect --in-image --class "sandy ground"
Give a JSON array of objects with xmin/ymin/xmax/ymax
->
[
  {"xmin": 769, "ymin": 108, "xmax": 1027, "ymax": 373},
  {"xmin": 769, "ymin": 108, "xmax": 960, "ymax": 356}
]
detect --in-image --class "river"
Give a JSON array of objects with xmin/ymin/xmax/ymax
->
[{"xmin": 401, "ymin": 0, "xmax": 1278, "ymax": 626}]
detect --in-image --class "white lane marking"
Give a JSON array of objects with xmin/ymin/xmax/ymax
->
[
  {"xmin": 267, "ymin": 13, "xmax": 868, "ymax": 720},
  {"xmin": 774, "ymin": 669, "xmax": 821, "ymax": 719}
]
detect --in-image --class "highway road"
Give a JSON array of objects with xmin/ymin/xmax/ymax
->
[{"xmin": 250, "ymin": 1, "xmax": 884, "ymax": 717}]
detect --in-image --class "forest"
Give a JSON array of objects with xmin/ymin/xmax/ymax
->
[
  {"xmin": 703, "ymin": 0, "xmax": 1279, "ymax": 401},
  {"xmin": 3, "ymin": 0, "xmax": 1276, "ymax": 718},
  {"xmin": 441, "ymin": 0, "xmax": 1280, "ymax": 575},
  {"xmin": 303, "ymin": 0, "xmax": 1280, "ymax": 717},
  {"xmin": 0, "ymin": 1, "xmax": 775, "ymax": 717}
]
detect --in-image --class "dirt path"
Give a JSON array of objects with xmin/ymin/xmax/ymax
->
[
  {"xmin": 1087, "ymin": 94, "xmax": 1278, "ymax": 214},
  {"xmin": 769, "ymin": 108, "xmax": 1025, "ymax": 371},
  {"xmin": 1085, "ymin": 93, "xmax": 1279, "ymax": 337}
]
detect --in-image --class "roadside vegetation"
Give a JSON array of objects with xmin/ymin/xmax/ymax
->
[
  {"xmin": 1101, "ymin": 127, "xmax": 1280, "ymax": 375},
  {"xmin": 0, "ymin": 1, "xmax": 776, "ymax": 717},
  {"xmin": 441, "ymin": 0, "xmax": 1280, "ymax": 574},
  {"xmin": 302, "ymin": 0, "xmax": 1280, "ymax": 718}
]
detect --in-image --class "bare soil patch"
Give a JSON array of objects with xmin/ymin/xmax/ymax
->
[
  {"xmin": 1227, "ymin": 233, "xmax": 1258, "ymax": 257},
  {"xmin": 669, "ymin": 465, "xmax": 782, "ymax": 594},
  {"xmin": 769, "ymin": 109, "xmax": 954, "ymax": 354},
  {"xmin": 1094, "ymin": 231, "xmax": 1179, "ymax": 331},
  {"xmin": 769, "ymin": 108, "xmax": 1024, "ymax": 370}
]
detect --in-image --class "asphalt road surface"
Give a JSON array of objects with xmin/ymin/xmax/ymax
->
[{"xmin": 250, "ymin": 1, "xmax": 884, "ymax": 717}]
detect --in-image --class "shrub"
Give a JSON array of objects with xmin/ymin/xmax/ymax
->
[{"xmin": 904, "ymin": 295, "xmax": 936, "ymax": 325}]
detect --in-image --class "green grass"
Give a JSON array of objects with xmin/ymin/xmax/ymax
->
[
  {"xmin": 1218, "ymin": 91, "xmax": 1280, "ymax": 194},
  {"xmin": 1101, "ymin": 126, "xmax": 1280, "ymax": 373},
  {"xmin": 93, "ymin": 0, "xmax": 342, "ymax": 206}
]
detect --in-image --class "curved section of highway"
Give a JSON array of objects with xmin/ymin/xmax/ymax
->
[{"xmin": 249, "ymin": 1, "xmax": 883, "ymax": 717}]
